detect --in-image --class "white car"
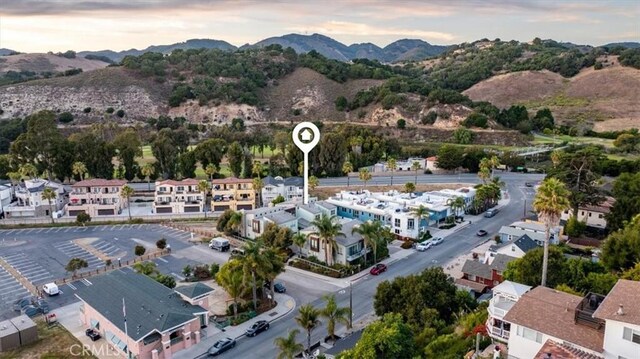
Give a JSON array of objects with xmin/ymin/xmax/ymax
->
[
  {"xmin": 431, "ymin": 237, "xmax": 444, "ymax": 246},
  {"xmin": 415, "ymin": 240, "xmax": 433, "ymax": 251}
]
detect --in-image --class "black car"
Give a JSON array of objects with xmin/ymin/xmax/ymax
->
[
  {"xmin": 245, "ymin": 320, "xmax": 270, "ymax": 337},
  {"xmin": 85, "ymin": 328, "xmax": 101, "ymax": 341},
  {"xmin": 476, "ymin": 230, "xmax": 488, "ymax": 236},
  {"xmin": 525, "ymin": 182, "xmax": 534, "ymax": 187},
  {"xmin": 208, "ymin": 337, "xmax": 236, "ymax": 356},
  {"xmin": 273, "ymin": 283, "xmax": 286, "ymax": 293}
]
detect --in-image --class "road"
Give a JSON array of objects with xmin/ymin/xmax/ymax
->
[{"xmin": 192, "ymin": 173, "xmax": 543, "ymax": 358}]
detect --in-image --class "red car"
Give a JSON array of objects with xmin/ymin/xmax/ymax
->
[{"xmin": 370, "ymin": 264, "xmax": 387, "ymax": 275}]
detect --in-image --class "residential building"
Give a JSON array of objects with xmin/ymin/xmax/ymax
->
[
  {"xmin": 153, "ymin": 179, "xmax": 204, "ymax": 214},
  {"xmin": 485, "ymin": 281, "xmax": 532, "ymax": 343},
  {"xmin": 75, "ymin": 270, "xmax": 210, "ymax": 359},
  {"xmin": 484, "ymin": 234, "xmax": 539, "ymax": 263},
  {"xmin": 593, "ymin": 279, "xmax": 640, "ymax": 359},
  {"xmin": 560, "ymin": 197, "xmax": 615, "ymax": 231},
  {"xmin": 369, "ymin": 157, "xmax": 427, "ymax": 173},
  {"xmin": 0, "ymin": 181, "xmax": 14, "ymax": 217},
  {"xmin": 261, "ymin": 176, "xmax": 303, "ymax": 204},
  {"xmin": 324, "ymin": 330, "xmax": 363, "ymax": 359},
  {"xmin": 299, "ymin": 218, "xmax": 369, "ymax": 265},
  {"xmin": 499, "ymin": 220, "xmax": 563, "ymax": 246},
  {"xmin": 210, "ymin": 177, "xmax": 255, "ymax": 212},
  {"xmin": 239, "ymin": 204, "xmax": 298, "ymax": 240},
  {"xmin": 67, "ymin": 179, "xmax": 127, "ymax": 217},
  {"xmin": 425, "ymin": 156, "xmax": 439, "ymax": 172},
  {"xmin": 4, "ymin": 179, "xmax": 65, "ymax": 218},
  {"xmin": 504, "ymin": 286, "xmax": 605, "ymax": 359},
  {"xmin": 296, "ymin": 201, "xmax": 337, "ymax": 228},
  {"xmin": 456, "ymin": 253, "xmax": 516, "ymax": 294}
]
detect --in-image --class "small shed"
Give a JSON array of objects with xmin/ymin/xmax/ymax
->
[
  {"xmin": 10, "ymin": 315, "xmax": 37, "ymax": 346},
  {"xmin": 0, "ymin": 319, "xmax": 20, "ymax": 352}
]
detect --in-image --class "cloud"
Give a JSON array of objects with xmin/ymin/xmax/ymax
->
[
  {"xmin": 288, "ymin": 21, "xmax": 457, "ymax": 42},
  {"xmin": 527, "ymin": 13, "xmax": 602, "ymax": 24}
]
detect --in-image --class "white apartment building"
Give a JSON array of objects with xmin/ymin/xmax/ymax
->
[
  {"xmin": 370, "ymin": 157, "xmax": 426, "ymax": 173},
  {"xmin": 485, "ymin": 281, "xmax": 532, "ymax": 343},
  {"xmin": 239, "ymin": 204, "xmax": 298, "ymax": 240},
  {"xmin": 499, "ymin": 220, "xmax": 563, "ymax": 246},
  {"xmin": 593, "ymin": 279, "xmax": 640, "ymax": 359},
  {"xmin": 560, "ymin": 197, "xmax": 615, "ymax": 231},
  {"xmin": 67, "ymin": 179, "xmax": 127, "ymax": 217},
  {"xmin": 153, "ymin": 179, "xmax": 204, "ymax": 214},
  {"xmin": 261, "ymin": 176, "xmax": 304, "ymax": 204},
  {"xmin": 299, "ymin": 218, "xmax": 368, "ymax": 266},
  {"xmin": 4, "ymin": 179, "xmax": 66, "ymax": 218},
  {"xmin": 0, "ymin": 181, "xmax": 13, "ymax": 217}
]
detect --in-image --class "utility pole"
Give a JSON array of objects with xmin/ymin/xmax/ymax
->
[
  {"xmin": 349, "ymin": 281, "xmax": 353, "ymax": 329},
  {"xmin": 523, "ymin": 199, "xmax": 527, "ymax": 218}
]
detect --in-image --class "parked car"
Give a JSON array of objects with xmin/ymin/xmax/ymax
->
[
  {"xmin": 21, "ymin": 305, "xmax": 41, "ymax": 317},
  {"xmin": 370, "ymin": 263, "xmax": 387, "ymax": 275},
  {"xmin": 42, "ymin": 283, "xmax": 60, "ymax": 296},
  {"xmin": 484, "ymin": 209, "xmax": 499, "ymax": 218},
  {"xmin": 230, "ymin": 248, "xmax": 246, "ymax": 258},
  {"xmin": 209, "ymin": 238, "xmax": 230, "ymax": 252},
  {"xmin": 13, "ymin": 296, "xmax": 35, "ymax": 312},
  {"xmin": 415, "ymin": 240, "xmax": 433, "ymax": 251},
  {"xmin": 208, "ymin": 337, "xmax": 236, "ymax": 356},
  {"xmin": 476, "ymin": 230, "xmax": 488, "ymax": 236},
  {"xmin": 431, "ymin": 237, "xmax": 444, "ymax": 246},
  {"xmin": 263, "ymin": 281, "xmax": 286, "ymax": 293},
  {"xmin": 85, "ymin": 328, "xmax": 101, "ymax": 341},
  {"xmin": 246, "ymin": 320, "xmax": 270, "ymax": 337},
  {"xmin": 525, "ymin": 182, "xmax": 534, "ymax": 187},
  {"xmin": 35, "ymin": 299, "xmax": 50, "ymax": 314}
]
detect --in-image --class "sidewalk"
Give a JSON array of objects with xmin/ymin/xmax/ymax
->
[
  {"xmin": 174, "ymin": 292, "xmax": 296, "ymax": 359},
  {"xmin": 56, "ymin": 302, "xmax": 121, "ymax": 359}
]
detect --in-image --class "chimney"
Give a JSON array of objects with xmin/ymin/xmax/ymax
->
[
  {"xmin": 544, "ymin": 353, "xmax": 552, "ymax": 359},
  {"xmin": 617, "ymin": 305, "xmax": 625, "ymax": 316}
]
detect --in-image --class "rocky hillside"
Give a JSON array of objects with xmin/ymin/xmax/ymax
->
[
  {"xmin": 0, "ymin": 53, "xmax": 109, "ymax": 74},
  {"xmin": 78, "ymin": 39, "xmax": 237, "ymax": 62}
]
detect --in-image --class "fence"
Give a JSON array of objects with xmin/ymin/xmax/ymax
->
[
  {"xmin": 290, "ymin": 257, "xmax": 344, "ymax": 277},
  {"xmin": 0, "ymin": 212, "xmax": 220, "ymax": 227}
]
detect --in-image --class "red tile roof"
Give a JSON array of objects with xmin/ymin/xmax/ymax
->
[
  {"xmin": 593, "ymin": 279, "xmax": 640, "ymax": 326},
  {"xmin": 211, "ymin": 177, "xmax": 253, "ymax": 184},
  {"xmin": 156, "ymin": 179, "xmax": 200, "ymax": 186},
  {"xmin": 536, "ymin": 340, "xmax": 603, "ymax": 359},
  {"xmin": 72, "ymin": 179, "xmax": 127, "ymax": 187}
]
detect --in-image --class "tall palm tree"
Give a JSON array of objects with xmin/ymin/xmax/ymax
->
[
  {"xmin": 358, "ymin": 168, "xmax": 371, "ymax": 191},
  {"xmin": 351, "ymin": 220, "xmax": 386, "ymax": 265},
  {"xmin": 342, "ymin": 161, "xmax": 353, "ymax": 187},
  {"xmin": 120, "ymin": 185, "xmax": 134, "ymax": 220},
  {"xmin": 292, "ymin": 232, "xmax": 307, "ymax": 257},
  {"xmin": 320, "ymin": 294, "xmax": 351, "ymax": 339},
  {"xmin": 263, "ymin": 247, "xmax": 285, "ymax": 306},
  {"xmin": 205, "ymin": 163, "xmax": 217, "ymax": 180},
  {"xmin": 226, "ymin": 210, "xmax": 243, "ymax": 234},
  {"xmin": 310, "ymin": 214, "xmax": 344, "ymax": 266},
  {"xmin": 252, "ymin": 161, "xmax": 264, "ymax": 178},
  {"xmin": 41, "ymin": 187, "xmax": 57, "ymax": 224},
  {"xmin": 488, "ymin": 156, "xmax": 501, "ymax": 179},
  {"xmin": 308, "ymin": 176, "xmax": 319, "ymax": 192},
  {"xmin": 478, "ymin": 158, "xmax": 492, "ymax": 183},
  {"xmin": 274, "ymin": 329, "xmax": 304, "ymax": 359},
  {"xmin": 253, "ymin": 177, "xmax": 263, "ymax": 208},
  {"xmin": 533, "ymin": 177, "xmax": 570, "ymax": 287},
  {"xmin": 446, "ymin": 196, "xmax": 466, "ymax": 218},
  {"xmin": 239, "ymin": 240, "xmax": 272, "ymax": 311},
  {"xmin": 411, "ymin": 205, "xmax": 430, "ymax": 230},
  {"xmin": 411, "ymin": 161, "xmax": 421, "ymax": 184},
  {"xmin": 141, "ymin": 162, "xmax": 154, "ymax": 190},
  {"xmin": 8, "ymin": 171, "xmax": 22, "ymax": 187},
  {"xmin": 72, "ymin": 161, "xmax": 88, "ymax": 182},
  {"xmin": 387, "ymin": 158, "xmax": 397, "ymax": 186},
  {"xmin": 197, "ymin": 180, "xmax": 210, "ymax": 218},
  {"xmin": 296, "ymin": 304, "xmax": 321, "ymax": 357},
  {"xmin": 216, "ymin": 259, "xmax": 246, "ymax": 319}
]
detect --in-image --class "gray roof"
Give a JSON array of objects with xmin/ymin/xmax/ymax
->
[
  {"xmin": 335, "ymin": 219, "xmax": 364, "ymax": 247},
  {"xmin": 461, "ymin": 260, "xmax": 493, "ymax": 279},
  {"xmin": 513, "ymin": 234, "xmax": 539, "ymax": 252},
  {"xmin": 174, "ymin": 283, "xmax": 214, "ymax": 299},
  {"xmin": 324, "ymin": 330, "xmax": 363, "ymax": 356},
  {"xmin": 262, "ymin": 176, "xmax": 283, "ymax": 186},
  {"xmin": 491, "ymin": 254, "xmax": 516, "ymax": 272},
  {"xmin": 299, "ymin": 203, "xmax": 322, "ymax": 215},
  {"xmin": 315, "ymin": 200, "xmax": 336, "ymax": 210},
  {"xmin": 283, "ymin": 177, "xmax": 304, "ymax": 186},
  {"xmin": 265, "ymin": 211, "xmax": 297, "ymax": 225},
  {"xmin": 75, "ymin": 270, "xmax": 206, "ymax": 342},
  {"xmin": 499, "ymin": 226, "xmax": 546, "ymax": 243}
]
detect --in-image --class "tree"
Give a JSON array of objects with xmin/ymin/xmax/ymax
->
[
  {"xmin": 239, "ymin": 240, "xmax": 272, "ymax": 311},
  {"xmin": 19, "ymin": 163, "xmax": 37, "ymax": 179},
  {"xmin": 198, "ymin": 180, "xmax": 210, "ymax": 217},
  {"xmin": 411, "ymin": 161, "xmax": 421, "ymax": 184},
  {"xmin": 272, "ymin": 194, "xmax": 285, "ymax": 205},
  {"xmin": 69, "ymin": 131, "xmax": 115, "ymax": 180},
  {"xmin": 263, "ymin": 247, "xmax": 286, "ymax": 306},
  {"xmin": 308, "ymin": 176, "xmax": 319, "ymax": 192},
  {"xmin": 452, "ymin": 127, "xmax": 474, "ymax": 144},
  {"xmin": 533, "ymin": 177, "xmax": 571, "ymax": 287},
  {"xmin": 601, "ymin": 215, "xmax": 640, "ymax": 272},
  {"xmin": 156, "ymin": 274, "xmax": 176, "ymax": 288},
  {"xmin": 339, "ymin": 313, "xmax": 417, "ymax": 359},
  {"xmin": 295, "ymin": 304, "xmax": 321, "ymax": 357},
  {"xmin": 274, "ymin": 329, "xmax": 304, "ymax": 359},
  {"xmin": 319, "ymin": 132, "xmax": 348, "ymax": 176},
  {"xmin": 359, "ymin": 168, "xmax": 372, "ymax": 190},
  {"xmin": 404, "ymin": 182, "xmax": 415, "ymax": 193},
  {"xmin": 396, "ymin": 119, "xmax": 406, "ymax": 129},
  {"xmin": 216, "ymin": 260, "xmax": 246, "ymax": 318},
  {"xmin": 352, "ymin": 220, "xmax": 387, "ymax": 264},
  {"xmin": 76, "ymin": 212, "xmax": 91, "ymax": 225},
  {"xmin": 182, "ymin": 265, "xmax": 192, "ymax": 278},
  {"xmin": 132, "ymin": 261, "xmax": 157, "ymax": 276},
  {"xmin": 446, "ymin": 196, "xmax": 466, "ymax": 217},
  {"xmin": 156, "ymin": 238, "xmax": 167, "ymax": 249},
  {"xmin": 121, "ymin": 185, "xmax": 134, "ymax": 221},
  {"xmin": 503, "ymin": 246, "xmax": 567, "ymax": 288},
  {"xmin": 66, "ymin": 258, "xmax": 88, "ymax": 277},
  {"xmin": 320, "ymin": 294, "xmax": 351, "ymax": 339},
  {"xmin": 252, "ymin": 161, "xmax": 264, "ymax": 178},
  {"xmin": 227, "ymin": 141, "xmax": 244, "ymax": 178},
  {"xmin": 613, "ymin": 133, "xmax": 640, "ymax": 153},
  {"xmin": 40, "ymin": 187, "xmax": 57, "ymax": 223},
  {"xmin": 113, "ymin": 129, "xmax": 142, "ymax": 181},
  {"xmin": 205, "ymin": 163, "xmax": 218, "ymax": 180},
  {"xmin": 134, "ymin": 245, "xmax": 146, "ymax": 256},
  {"xmin": 387, "ymin": 158, "xmax": 397, "ymax": 186},
  {"xmin": 58, "ymin": 112, "xmax": 74, "ymax": 123},
  {"xmin": 311, "ymin": 214, "xmax": 344, "ymax": 266},
  {"xmin": 606, "ymin": 172, "xmax": 640, "ymax": 231},
  {"xmin": 411, "ymin": 205, "xmax": 430, "ymax": 229},
  {"xmin": 342, "ymin": 161, "xmax": 353, "ymax": 187},
  {"xmin": 292, "ymin": 232, "xmax": 307, "ymax": 257},
  {"xmin": 72, "ymin": 161, "xmax": 87, "ymax": 181},
  {"xmin": 436, "ymin": 145, "xmax": 464, "ymax": 171},
  {"xmin": 140, "ymin": 162, "xmax": 155, "ymax": 191},
  {"xmin": 196, "ymin": 138, "xmax": 227, "ymax": 171}
]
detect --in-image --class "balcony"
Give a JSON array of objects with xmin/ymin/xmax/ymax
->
[
  {"xmin": 575, "ymin": 292, "xmax": 605, "ymax": 330},
  {"xmin": 488, "ymin": 296, "xmax": 517, "ymax": 319},
  {"xmin": 486, "ymin": 318, "xmax": 510, "ymax": 341},
  {"xmin": 169, "ymin": 336, "xmax": 184, "ymax": 346}
]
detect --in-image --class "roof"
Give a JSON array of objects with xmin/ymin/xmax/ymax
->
[
  {"xmin": 513, "ymin": 234, "xmax": 540, "ymax": 252},
  {"xmin": 593, "ymin": 279, "xmax": 640, "ymax": 325},
  {"xmin": 335, "ymin": 219, "xmax": 364, "ymax": 247},
  {"xmin": 323, "ymin": 330, "xmax": 363, "ymax": 356},
  {"xmin": 490, "ymin": 254, "xmax": 516, "ymax": 272},
  {"xmin": 581, "ymin": 197, "xmax": 615, "ymax": 214},
  {"xmin": 262, "ymin": 176, "xmax": 283, "ymax": 186},
  {"xmin": 510, "ymin": 220, "xmax": 546, "ymax": 232},
  {"xmin": 0, "ymin": 319, "xmax": 18, "ymax": 336},
  {"xmin": 499, "ymin": 226, "xmax": 546, "ymax": 243},
  {"xmin": 174, "ymin": 283, "xmax": 215, "ymax": 300},
  {"xmin": 299, "ymin": 203, "xmax": 322, "ymax": 214},
  {"xmin": 265, "ymin": 211, "xmax": 297, "ymax": 225},
  {"xmin": 455, "ymin": 278, "xmax": 488, "ymax": 293},
  {"xmin": 535, "ymin": 340, "xmax": 603, "ymax": 359},
  {"xmin": 461, "ymin": 259, "xmax": 493, "ymax": 279},
  {"xmin": 156, "ymin": 179, "xmax": 200, "ymax": 186},
  {"xmin": 283, "ymin": 177, "xmax": 304, "ymax": 186},
  {"xmin": 211, "ymin": 177, "xmax": 253, "ymax": 184},
  {"xmin": 492, "ymin": 280, "xmax": 532, "ymax": 298},
  {"xmin": 75, "ymin": 270, "xmax": 206, "ymax": 342},
  {"xmin": 503, "ymin": 287, "xmax": 604, "ymax": 353},
  {"xmin": 9, "ymin": 315, "xmax": 36, "ymax": 331},
  {"xmin": 73, "ymin": 179, "xmax": 127, "ymax": 187},
  {"xmin": 315, "ymin": 200, "xmax": 336, "ymax": 210}
]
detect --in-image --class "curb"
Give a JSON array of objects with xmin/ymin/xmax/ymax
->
[{"xmin": 223, "ymin": 295, "xmax": 297, "ymax": 341}]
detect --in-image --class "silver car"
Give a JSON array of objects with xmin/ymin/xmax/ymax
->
[{"xmin": 415, "ymin": 240, "xmax": 433, "ymax": 251}]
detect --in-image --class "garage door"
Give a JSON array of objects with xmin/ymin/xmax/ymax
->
[
  {"xmin": 97, "ymin": 209, "xmax": 115, "ymax": 215},
  {"xmin": 213, "ymin": 205, "xmax": 230, "ymax": 212},
  {"xmin": 237, "ymin": 204, "xmax": 254, "ymax": 210},
  {"xmin": 156, "ymin": 207, "xmax": 172, "ymax": 214},
  {"xmin": 184, "ymin": 206, "xmax": 200, "ymax": 213},
  {"xmin": 68, "ymin": 210, "xmax": 85, "ymax": 217}
]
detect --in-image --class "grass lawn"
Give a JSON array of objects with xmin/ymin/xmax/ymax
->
[
  {"xmin": 0, "ymin": 319, "xmax": 96, "ymax": 359},
  {"xmin": 532, "ymin": 134, "xmax": 615, "ymax": 148}
]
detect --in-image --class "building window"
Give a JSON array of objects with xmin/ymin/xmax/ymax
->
[
  {"xmin": 588, "ymin": 212, "xmax": 592, "ymax": 217},
  {"xmin": 374, "ymin": 215, "xmax": 380, "ymax": 220},
  {"xmin": 517, "ymin": 326, "xmax": 542, "ymax": 343},
  {"xmin": 353, "ymin": 210, "xmax": 360, "ymax": 217},
  {"xmin": 468, "ymin": 274, "xmax": 476, "ymax": 281},
  {"xmin": 310, "ymin": 237, "xmax": 320, "ymax": 252},
  {"xmin": 394, "ymin": 229, "xmax": 400, "ymax": 234},
  {"xmin": 623, "ymin": 327, "xmax": 640, "ymax": 344},
  {"xmin": 407, "ymin": 218, "xmax": 415, "ymax": 230},
  {"xmin": 252, "ymin": 220, "xmax": 261, "ymax": 234},
  {"xmin": 599, "ymin": 214, "xmax": 604, "ymax": 219},
  {"xmin": 394, "ymin": 219, "xmax": 401, "ymax": 227}
]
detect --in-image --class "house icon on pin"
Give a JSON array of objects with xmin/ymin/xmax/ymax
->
[{"xmin": 300, "ymin": 129, "xmax": 313, "ymax": 142}]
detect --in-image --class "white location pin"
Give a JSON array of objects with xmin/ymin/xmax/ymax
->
[{"xmin": 292, "ymin": 122, "xmax": 321, "ymax": 204}]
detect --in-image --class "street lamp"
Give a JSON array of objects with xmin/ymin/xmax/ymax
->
[
  {"xmin": 523, "ymin": 199, "xmax": 527, "ymax": 219},
  {"xmin": 348, "ymin": 281, "xmax": 353, "ymax": 329}
]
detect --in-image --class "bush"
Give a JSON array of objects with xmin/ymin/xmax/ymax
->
[
  {"xmin": 105, "ymin": 259, "xmax": 112, "ymax": 266},
  {"xmin": 594, "ymin": 62, "xmax": 604, "ymax": 70},
  {"xmin": 439, "ymin": 223, "xmax": 456, "ymax": 230},
  {"xmin": 116, "ymin": 109, "xmax": 125, "ymax": 118},
  {"xmin": 134, "ymin": 245, "xmax": 146, "ymax": 256},
  {"xmin": 210, "ymin": 263, "xmax": 220, "ymax": 278},
  {"xmin": 58, "ymin": 112, "xmax": 74, "ymax": 123},
  {"xmin": 421, "ymin": 111, "xmax": 437, "ymax": 125},
  {"xmin": 565, "ymin": 216, "xmax": 587, "ymax": 237},
  {"xmin": 106, "ymin": 107, "xmax": 115, "ymax": 114},
  {"xmin": 292, "ymin": 108, "xmax": 301, "ymax": 116},
  {"xmin": 397, "ymin": 119, "xmax": 406, "ymax": 129},
  {"xmin": 156, "ymin": 238, "xmax": 167, "ymax": 249},
  {"xmin": 400, "ymin": 241, "xmax": 414, "ymax": 249},
  {"xmin": 193, "ymin": 265, "xmax": 211, "ymax": 280},
  {"xmin": 83, "ymin": 107, "xmax": 91, "ymax": 113},
  {"xmin": 76, "ymin": 212, "xmax": 91, "ymax": 224}
]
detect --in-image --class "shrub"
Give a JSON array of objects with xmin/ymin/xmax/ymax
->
[
  {"xmin": 292, "ymin": 108, "xmax": 301, "ymax": 116},
  {"xmin": 128, "ymin": 218, "xmax": 144, "ymax": 224},
  {"xmin": 76, "ymin": 212, "xmax": 91, "ymax": 224},
  {"xmin": 421, "ymin": 111, "xmax": 437, "ymax": 125},
  {"xmin": 83, "ymin": 107, "xmax": 92, "ymax": 113},
  {"xmin": 400, "ymin": 241, "xmax": 414, "ymax": 249},
  {"xmin": 439, "ymin": 223, "xmax": 456, "ymax": 230},
  {"xmin": 58, "ymin": 112, "xmax": 74, "ymax": 123},
  {"xmin": 106, "ymin": 107, "xmax": 115, "ymax": 114},
  {"xmin": 116, "ymin": 109, "xmax": 125, "ymax": 118},
  {"xmin": 182, "ymin": 265, "xmax": 192, "ymax": 278},
  {"xmin": 105, "ymin": 259, "xmax": 112, "ymax": 266},
  {"xmin": 193, "ymin": 265, "xmax": 211, "ymax": 280},
  {"xmin": 397, "ymin": 119, "xmax": 406, "ymax": 129},
  {"xmin": 134, "ymin": 245, "xmax": 146, "ymax": 256},
  {"xmin": 156, "ymin": 238, "xmax": 167, "ymax": 249},
  {"xmin": 210, "ymin": 263, "xmax": 220, "ymax": 278},
  {"xmin": 565, "ymin": 216, "xmax": 587, "ymax": 237}
]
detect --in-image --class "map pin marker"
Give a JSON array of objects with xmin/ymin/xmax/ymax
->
[{"xmin": 292, "ymin": 122, "xmax": 321, "ymax": 204}]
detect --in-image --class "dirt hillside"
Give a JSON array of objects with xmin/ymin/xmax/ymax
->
[{"xmin": 0, "ymin": 53, "xmax": 109, "ymax": 73}]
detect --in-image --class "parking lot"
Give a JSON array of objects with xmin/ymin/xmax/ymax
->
[{"xmin": 0, "ymin": 223, "xmax": 207, "ymax": 319}]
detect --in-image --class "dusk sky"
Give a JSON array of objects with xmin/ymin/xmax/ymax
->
[{"xmin": 1, "ymin": 0, "xmax": 638, "ymax": 53}]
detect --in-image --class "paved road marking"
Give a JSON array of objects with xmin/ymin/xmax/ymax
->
[
  {"xmin": 36, "ymin": 228, "xmax": 45, "ymax": 233},
  {"xmin": 171, "ymin": 273, "xmax": 185, "ymax": 280},
  {"xmin": 82, "ymin": 279, "xmax": 92, "ymax": 286},
  {"xmin": 67, "ymin": 283, "xmax": 77, "ymax": 290},
  {"xmin": 156, "ymin": 257, "xmax": 169, "ymax": 263}
]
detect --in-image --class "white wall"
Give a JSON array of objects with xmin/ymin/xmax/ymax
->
[
  {"xmin": 602, "ymin": 320, "xmax": 640, "ymax": 359},
  {"xmin": 507, "ymin": 324, "xmax": 601, "ymax": 359}
]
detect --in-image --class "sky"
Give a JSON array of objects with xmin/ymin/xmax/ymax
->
[{"xmin": 0, "ymin": 0, "xmax": 638, "ymax": 53}]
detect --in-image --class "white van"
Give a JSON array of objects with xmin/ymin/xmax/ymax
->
[
  {"xmin": 209, "ymin": 237, "xmax": 230, "ymax": 252},
  {"xmin": 42, "ymin": 283, "xmax": 59, "ymax": 296}
]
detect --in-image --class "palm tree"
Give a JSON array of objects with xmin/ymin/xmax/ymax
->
[
  {"xmin": 411, "ymin": 161, "xmax": 421, "ymax": 184},
  {"xmin": 478, "ymin": 158, "xmax": 492, "ymax": 183},
  {"xmin": 296, "ymin": 304, "xmax": 321, "ymax": 357},
  {"xmin": 226, "ymin": 210, "xmax": 243, "ymax": 234},
  {"xmin": 411, "ymin": 205, "xmax": 430, "ymax": 230},
  {"xmin": 387, "ymin": 158, "xmax": 397, "ymax": 186},
  {"xmin": 274, "ymin": 329, "xmax": 304, "ymax": 359},
  {"xmin": 446, "ymin": 196, "xmax": 466, "ymax": 218},
  {"xmin": 72, "ymin": 161, "xmax": 87, "ymax": 182},
  {"xmin": 488, "ymin": 156, "xmax": 501, "ymax": 179},
  {"xmin": 533, "ymin": 177, "xmax": 570, "ymax": 287},
  {"xmin": 141, "ymin": 163, "xmax": 154, "ymax": 190},
  {"xmin": 263, "ymin": 247, "xmax": 286, "ymax": 306},
  {"xmin": 252, "ymin": 161, "xmax": 264, "ymax": 178},
  {"xmin": 205, "ymin": 163, "xmax": 217, "ymax": 180},
  {"xmin": 292, "ymin": 232, "xmax": 307, "ymax": 257},
  {"xmin": 342, "ymin": 161, "xmax": 353, "ymax": 187},
  {"xmin": 197, "ymin": 180, "xmax": 210, "ymax": 218},
  {"xmin": 404, "ymin": 182, "xmax": 415, "ymax": 194},
  {"xmin": 216, "ymin": 260, "xmax": 246, "ymax": 319},
  {"xmin": 310, "ymin": 214, "xmax": 344, "ymax": 266},
  {"xmin": 351, "ymin": 220, "xmax": 386, "ymax": 265},
  {"xmin": 41, "ymin": 187, "xmax": 57, "ymax": 224},
  {"xmin": 8, "ymin": 171, "xmax": 22, "ymax": 187},
  {"xmin": 358, "ymin": 168, "xmax": 371, "ymax": 191},
  {"xmin": 239, "ymin": 240, "xmax": 272, "ymax": 311},
  {"xmin": 19, "ymin": 163, "xmax": 37, "ymax": 179},
  {"xmin": 308, "ymin": 176, "xmax": 319, "ymax": 192},
  {"xmin": 120, "ymin": 185, "xmax": 134, "ymax": 220},
  {"xmin": 320, "ymin": 294, "xmax": 351, "ymax": 339},
  {"xmin": 253, "ymin": 177, "xmax": 263, "ymax": 207},
  {"xmin": 132, "ymin": 261, "xmax": 158, "ymax": 276}
]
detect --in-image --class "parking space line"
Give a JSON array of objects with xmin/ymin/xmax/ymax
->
[
  {"xmin": 67, "ymin": 283, "xmax": 77, "ymax": 290},
  {"xmin": 156, "ymin": 257, "xmax": 169, "ymax": 263},
  {"xmin": 6, "ymin": 230, "xmax": 15, "ymax": 235},
  {"xmin": 171, "ymin": 273, "xmax": 185, "ymax": 280},
  {"xmin": 64, "ymin": 228, "xmax": 71, "ymax": 232},
  {"xmin": 55, "ymin": 227, "xmax": 63, "ymax": 232},
  {"xmin": 36, "ymin": 228, "xmax": 45, "ymax": 233},
  {"xmin": 28, "ymin": 273, "xmax": 53, "ymax": 282}
]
